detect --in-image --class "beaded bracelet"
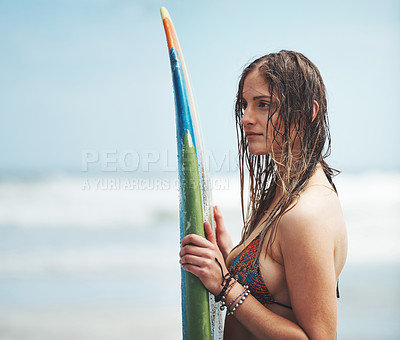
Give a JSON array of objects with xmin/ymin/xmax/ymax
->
[
  {"xmin": 225, "ymin": 286, "xmax": 250, "ymax": 316},
  {"xmin": 219, "ymin": 280, "xmax": 237, "ymax": 311},
  {"xmin": 227, "ymin": 285, "xmax": 248, "ymax": 310},
  {"xmin": 220, "ymin": 285, "xmax": 250, "ymax": 316}
]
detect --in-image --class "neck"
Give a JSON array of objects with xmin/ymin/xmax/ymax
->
[
  {"xmin": 272, "ymin": 156, "xmax": 296, "ymax": 193},
  {"xmin": 273, "ymin": 157, "xmax": 323, "ymax": 197}
]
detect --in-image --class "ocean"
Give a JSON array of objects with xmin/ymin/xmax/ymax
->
[{"xmin": 0, "ymin": 172, "xmax": 399, "ymax": 339}]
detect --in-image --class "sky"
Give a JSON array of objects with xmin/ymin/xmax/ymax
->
[{"xmin": 0, "ymin": 0, "xmax": 399, "ymax": 175}]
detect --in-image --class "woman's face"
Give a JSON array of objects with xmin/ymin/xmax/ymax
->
[{"xmin": 241, "ymin": 70, "xmax": 282, "ymax": 156}]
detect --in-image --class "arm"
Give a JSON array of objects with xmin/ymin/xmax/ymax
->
[
  {"xmin": 180, "ymin": 222, "xmax": 309, "ymax": 339},
  {"xmin": 278, "ymin": 204, "xmax": 339, "ymax": 339},
  {"xmin": 180, "ymin": 202, "xmax": 339, "ymax": 339}
]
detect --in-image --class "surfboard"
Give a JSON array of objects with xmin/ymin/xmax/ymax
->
[{"xmin": 160, "ymin": 7, "xmax": 223, "ymax": 340}]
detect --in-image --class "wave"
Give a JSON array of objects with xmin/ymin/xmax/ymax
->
[
  {"xmin": 0, "ymin": 172, "xmax": 399, "ymax": 265},
  {"xmin": 0, "ymin": 175, "xmax": 180, "ymax": 229}
]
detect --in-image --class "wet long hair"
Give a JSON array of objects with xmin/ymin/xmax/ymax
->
[{"xmin": 235, "ymin": 50, "xmax": 338, "ymax": 260}]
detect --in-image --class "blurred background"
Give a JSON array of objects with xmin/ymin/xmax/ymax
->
[{"xmin": 0, "ymin": 0, "xmax": 399, "ymax": 339}]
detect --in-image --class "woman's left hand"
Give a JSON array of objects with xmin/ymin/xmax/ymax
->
[{"xmin": 179, "ymin": 221, "xmax": 228, "ymax": 296}]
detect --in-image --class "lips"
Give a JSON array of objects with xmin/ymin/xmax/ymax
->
[{"xmin": 245, "ymin": 131, "xmax": 263, "ymax": 139}]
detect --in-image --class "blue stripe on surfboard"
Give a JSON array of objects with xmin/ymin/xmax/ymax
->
[
  {"xmin": 170, "ymin": 45, "xmax": 207, "ymax": 227},
  {"xmin": 170, "ymin": 47, "xmax": 199, "ymax": 158}
]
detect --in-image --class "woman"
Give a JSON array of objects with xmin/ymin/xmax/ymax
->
[{"xmin": 179, "ymin": 50, "xmax": 347, "ymax": 339}]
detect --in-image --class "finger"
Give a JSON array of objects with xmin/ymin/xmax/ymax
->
[
  {"xmin": 214, "ymin": 206, "xmax": 228, "ymax": 242},
  {"xmin": 181, "ymin": 233, "xmax": 212, "ymax": 248},
  {"xmin": 214, "ymin": 205, "xmax": 226, "ymax": 231},
  {"xmin": 180, "ymin": 254, "xmax": 209, "ymax": 267},
  {"xmin": 181, "ymin": 262, "xmax": 205, "ymax": 278},
  {"xmin": 179, "ymin": 244, "xmax": 211, "ymax": 258},
  {"xmin": 204, "ymin": 221, "xmax": 217, "ymax": 245}
]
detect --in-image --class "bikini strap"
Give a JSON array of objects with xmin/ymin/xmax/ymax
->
[
  {"xmin": 272, "ymin": 301, "xmax": 292, "ymax": 310},
  {"xmin": 336, "ymin": 280, "xmax": 340, "ymax": 299}
]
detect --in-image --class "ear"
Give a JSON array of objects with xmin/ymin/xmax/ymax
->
[{"xmin": 312, "ymin": 100, "xmax": 319, "ymax": 122}]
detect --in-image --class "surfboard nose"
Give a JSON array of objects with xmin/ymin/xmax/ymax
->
[
  {"xmin": 160, "ymin": 7, "xmax": 170, "ymax": 20},
  {"xmin": 160, "ymin": 7, "xmax": 177, "ymax": 52}
]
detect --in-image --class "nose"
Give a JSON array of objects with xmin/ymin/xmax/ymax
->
[{"xmin": 241, "ymin": 106, "xmax": 255, "ymax": 127}]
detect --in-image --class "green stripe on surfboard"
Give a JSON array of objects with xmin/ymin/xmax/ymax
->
[{"xmin": 182, "ymin": 131, "xmax": 211, "ymax": 339}]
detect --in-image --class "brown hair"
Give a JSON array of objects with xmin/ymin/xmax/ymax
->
[{"xmin": 235, "ymin": 50, "xmax": 337, "ymax": 259}]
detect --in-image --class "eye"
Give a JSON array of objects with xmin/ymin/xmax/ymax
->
[
  {"xmin": 258, "ymin": 101, "xmax": 270, "ymax": 109},
  {"xmin": 242, "ymin": 100, "xmax": 248, "ymax": 110}
]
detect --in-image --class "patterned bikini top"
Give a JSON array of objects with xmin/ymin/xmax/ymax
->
[{"xmin": 229, "ymin": 235, "xmax": 292, "ymax": 309}]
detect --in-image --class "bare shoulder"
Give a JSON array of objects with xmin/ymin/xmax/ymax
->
[
  {"xmin": 277, "ymin": 185, "xmax": 347, "ymax": 273},
  {"xmin": 280, "ymin": 185, "xmax": 345, "ymax": 237}
]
